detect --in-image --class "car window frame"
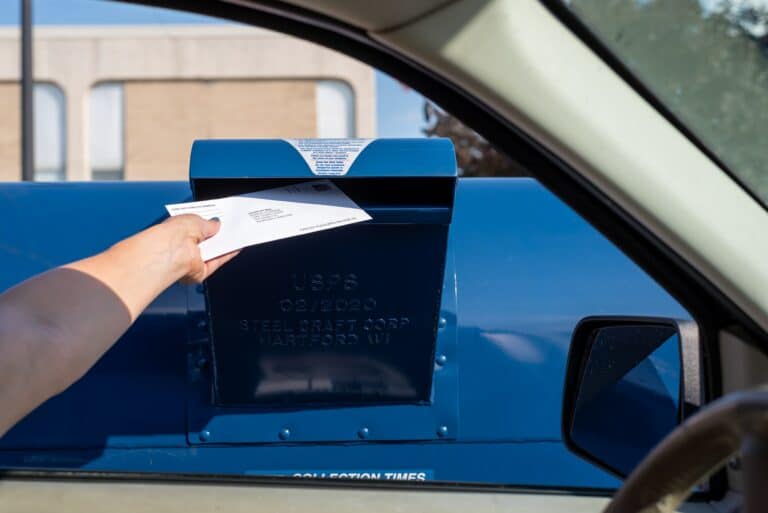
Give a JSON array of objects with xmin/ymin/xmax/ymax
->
[
  {"xmin": 19, "ymin": 0, "xmax": 767, "ymax": 500},
  {"xmin": 539, "ymin": 0, "xmax": 768, "ymax": 212}
]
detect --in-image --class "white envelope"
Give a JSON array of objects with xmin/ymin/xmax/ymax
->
[{"xmin": 165, "ymin": 180, "xmax": 371, "ymax": 261}]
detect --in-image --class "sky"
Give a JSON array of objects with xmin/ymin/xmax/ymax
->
[{"xmin": 0, "ymin": 0, "xmax": 427, "ymax": 138}]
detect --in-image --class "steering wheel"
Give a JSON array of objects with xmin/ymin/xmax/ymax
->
[{"xmin": 605, "ymin": 388, "xmax": 768, "ymax": 513}]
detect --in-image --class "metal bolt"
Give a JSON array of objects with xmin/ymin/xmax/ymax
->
[
  {"xmin": 435, "ymin": 354, "xmax": 447, "ymax": 366},
  {"xmin": 197, "ymin": 319, "xmax": 208, "ymax": 330},
  {"xmin": 437, "ymin": 425, "xmax": 449, "ymax": 438},
  {"xmin": 729, "ymin": 456, "xmax": 742, "ymax": 471},
  {"xmin": 438, "ymin": 317, "xmax": 447, "ymax": 329},
  {"xmin": 278, "ymin": 428, "xmax": 291, "ymax": 441},
  {"xmin": 357, "ymin": 427, "xmax": 370, "ymax": 440},
  {"xmin": 198, "ymin": 430, "xmax": 211, "ymax": 442}
]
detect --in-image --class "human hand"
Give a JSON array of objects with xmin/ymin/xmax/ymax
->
[{"xmin": 157, "ymin": 214, "xmax": 240, "ymax": 283}]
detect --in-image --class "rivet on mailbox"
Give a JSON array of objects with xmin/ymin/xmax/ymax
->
[{"xmin": 190, "ymin": 138, "xmax": 457, "ymax": 407}]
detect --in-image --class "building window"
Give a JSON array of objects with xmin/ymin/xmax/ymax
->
[
  {"xmin": 85, "ymin": 80, "xmax": 353, "ymax": 181},
  {"xmin": 90, "ymin": 83, "xmax": 124, "ymax": 180},
  {"xmin": 316, "ymin": 80, "xmax": 355, "ymax": 138},
  {"xmin": 34, "ymin": 83, "xmax": 66, "ymax": 181}
]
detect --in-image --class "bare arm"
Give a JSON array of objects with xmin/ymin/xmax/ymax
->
[{"xmin": 0, "ymin": 215, "xmax": 238, "ymax": 436}]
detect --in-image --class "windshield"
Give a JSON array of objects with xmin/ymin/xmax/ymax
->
[{"xmin": 561, "ymin": 0, "xmax": 768, "ymax": 206}]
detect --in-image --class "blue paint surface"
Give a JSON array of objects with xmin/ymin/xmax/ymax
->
[
  {"xmin": 188, "ymin": 138, "xmax": 460, "ymax": 444},
  {"xmin": 0, "ymin": 176, "xmax": 689, "ymax": 489},
  {"xmin": 190, "ymin": 138, "xmax": 456, "ymax": 179}
]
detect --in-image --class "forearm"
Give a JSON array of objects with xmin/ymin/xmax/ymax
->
[
  {"xmin": 0, "ymin": 266, "xmax": 131, "ymax": 435},
  {"xmin": 66, "ymin": 223, "xmax": 190, "ymax": 321},
  {"xmin": 0, "ymin": 215, "xmax": 229, "ymax": 437},
  {"xmin": 0, "ymin": 224, "xmax": 188, "ymax": 435}
]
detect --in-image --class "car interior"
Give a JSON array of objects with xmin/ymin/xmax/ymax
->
[{"xmin": 1, "ymin": 1, "xmax": 768, "ymax": 512}]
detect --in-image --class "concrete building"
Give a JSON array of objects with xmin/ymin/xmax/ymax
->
[{"xmin": 0, "ymin": 25, "xmax": 376, "ymax": 181}]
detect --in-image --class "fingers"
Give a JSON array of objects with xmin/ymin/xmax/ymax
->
[
  {"xmin": 204, "ymin": 249, "xmax": 241, "ymax": 278},
  {"xmin": 163, "ymin": 215, "xmax": 237, "ymax": 283},
  {"xmin": 164, "ymin": 214, "xmax": 220, "ymax": 243},
  {"xmin": 200, "ymin": 217, "xmax": 221, "ymax": 241},
  {"xmin": 180, "ymin": 249, "xmax": 239, "ymax": 284}
]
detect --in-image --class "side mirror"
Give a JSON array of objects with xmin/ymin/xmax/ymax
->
[{"xmin": 562, "ymin": 317, "xmax": 702, "ymax": 477}]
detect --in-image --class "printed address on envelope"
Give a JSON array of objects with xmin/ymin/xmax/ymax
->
[{"xmin": 165, "ymin": 180, "xmax": 371, "ymax": 261}]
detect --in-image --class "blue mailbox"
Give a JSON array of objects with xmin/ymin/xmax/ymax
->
[
  {"xmin": 187, "ymin": 138, "xmax": 459, "ymax": 444},
  {"xmin": 0, "ymin": 137, "xmax": 691, "ymax": 487}
]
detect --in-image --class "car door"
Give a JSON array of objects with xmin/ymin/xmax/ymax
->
[{"xmin": 1, "ymin": 0, "xmax": 766, "ymax": 512}]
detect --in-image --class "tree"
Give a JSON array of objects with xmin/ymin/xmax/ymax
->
[{"xmin": 422, "ymin": 102, "xmax": 527, "ymax": 177}]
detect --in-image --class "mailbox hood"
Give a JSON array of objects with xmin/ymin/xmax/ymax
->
[{"xmin": 190, "ymin": 138, "xmax": 457, "ymax": 179}]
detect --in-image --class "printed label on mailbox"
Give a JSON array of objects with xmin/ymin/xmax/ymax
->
[
  {"xmin": 284, "ymin": 138, "xmax": 373, "ymax": 176},
  {"xmin": 249, "ymin": 469, "xmax": 434, "ymax": 481}
]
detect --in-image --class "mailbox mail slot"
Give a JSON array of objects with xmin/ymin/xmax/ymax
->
[{"xmin": 191, "ymin": 139, "xmax": 457, "ymax": 408}]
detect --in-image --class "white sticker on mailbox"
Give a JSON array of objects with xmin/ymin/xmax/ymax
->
[{"xmin": 284, "ymin": 138, "xmax": 373, "ymax": 176}]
